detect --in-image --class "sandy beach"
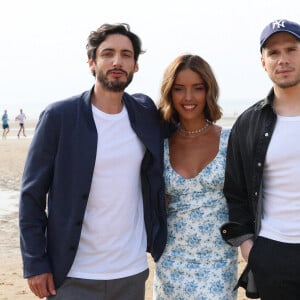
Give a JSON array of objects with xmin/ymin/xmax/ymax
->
[{"xmin": 0, "ymin": 118, "xmax": 251, "ymax": 300}]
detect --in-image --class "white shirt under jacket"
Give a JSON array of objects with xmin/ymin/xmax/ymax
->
[{"xmin": 68, "ymin": 105, "xmax": 148, "ymax": 279}]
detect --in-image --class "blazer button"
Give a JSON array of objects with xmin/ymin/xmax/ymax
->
[
  {"xmin": 70, "ymin": 246, "xmax": 76, "ymax": 251},
  {"xmin": 76, "ymin": 220, "xmax": 83, "ymax": 226},
  {"xmin": 222, "ymin": 229, "xmax": 227, "ymax": 234},
  {"xmin": 82, "ymin": 194, "xmax": 89, "ymax": 200}
]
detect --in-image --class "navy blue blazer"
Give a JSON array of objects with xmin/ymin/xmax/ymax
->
[{"xmin": 19, "ymin": 87, "xmax": 167, "ymax": 288}]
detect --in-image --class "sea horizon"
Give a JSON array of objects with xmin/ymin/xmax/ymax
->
[{"xmin": 1, "ymin": 95, "xmax": 256, "ymax": 122}]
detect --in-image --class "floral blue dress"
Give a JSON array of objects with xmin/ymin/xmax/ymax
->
[{"xmin": 154, "ymin": 128, "xmax": 237, "ymax": 300}]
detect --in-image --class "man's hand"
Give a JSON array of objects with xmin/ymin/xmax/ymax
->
[
  {"xmin": 28, "ymin": 273, "xmax": 56, "ymax": 298},
  {"xmin": 240, "ymin": 239, "xmax": 254, "ymax": 262}
]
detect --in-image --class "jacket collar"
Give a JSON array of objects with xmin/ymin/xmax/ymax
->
[
  {"xmin": 83, "ymin": 86, "xmax": 93, "ymax": 107},
  {"xmin": 123, "ymin": 92, "xmax": 162, "ymax": 156},
  {"xmin": 85, "ymin": 88, "xmax": 161, "ymax": 155},
  {"xmin": 81, "ymin": 87, "xmax": 96, "ymax": 130},
  {"xmin": 256, "ymin": 88, "xmax": 275, "ymax": 110}
]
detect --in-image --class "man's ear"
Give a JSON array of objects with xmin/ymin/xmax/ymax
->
[
  {"xmin": 134, "ymin": 63, "xmax": 139, "ymax": 73},
  {"xmin": 88, "ymin": 58, "xmax": 95, "ymax": 73},
  {"xmin": 261, "ymin": 56, "xmax": 267, "ymax": 71}
]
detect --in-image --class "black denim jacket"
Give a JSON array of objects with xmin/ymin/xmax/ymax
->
[{"xmin": 220, "ymin": 88, "xmax": 277, "ymax": 298}]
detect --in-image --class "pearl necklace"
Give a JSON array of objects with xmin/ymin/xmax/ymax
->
[{"xmin": 178, "ymin": 120, "xmax": 211, "ymax": 136}]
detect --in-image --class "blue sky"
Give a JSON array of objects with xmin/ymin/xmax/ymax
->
[{"xmin": 0, "ymin": 0, "xmax": 299, "ymax": 118}]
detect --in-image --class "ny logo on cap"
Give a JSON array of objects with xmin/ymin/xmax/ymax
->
[{"xmin": 272, "ymin": 20, "xmax": 285, "ymax": 29}]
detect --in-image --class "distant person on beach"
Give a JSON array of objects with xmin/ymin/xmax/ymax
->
[
  {"xmin": 19, "ymin": 23, "xmax": 167, "ymax": 300},
  {"xmin": 153, "ymin": 54, "xmax": 237, "ymax": 299},
  {"xmin": 15, "ymin": 109, "xmax": 26, "ymax": 138},
  {"xmin": 220, "ymin": 19, "xmax": 300, "ymax": 299},
  {"xmin": 2, "ymin": 109, "xmax": 9, "ymax": 139}
]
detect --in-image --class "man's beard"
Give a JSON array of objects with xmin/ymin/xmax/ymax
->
[
  {"xmin": 276, "ymin": 78, "xmax": 300, "ymax": 89},
  {"xmin": 97, "ymin": 69, "xmax": 134, "ymax": 92},
  {"xmin": 272, "ymin": 68, "xmax": 300, "ymax": 89}
]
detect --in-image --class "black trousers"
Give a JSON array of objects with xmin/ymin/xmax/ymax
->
[{"xmin": 249, "ymin": 236, "xmax": 300, "ymax": 300}]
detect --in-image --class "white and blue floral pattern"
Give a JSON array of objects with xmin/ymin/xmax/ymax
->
[{"xmin": 154, "ymin": 128, "xmax": 238, "ymax": 300}]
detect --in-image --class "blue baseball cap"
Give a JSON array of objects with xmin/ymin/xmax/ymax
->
[{"xmin": 260, "ymin": 19, "xmax": 300, "ymax": 52}]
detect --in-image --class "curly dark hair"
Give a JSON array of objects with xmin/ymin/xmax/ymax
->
[{"xmin": 86, "ymin": 23, "xmax": 145, "ymax": 62}]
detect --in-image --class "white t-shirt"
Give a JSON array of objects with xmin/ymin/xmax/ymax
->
[
  {"xmin": 68, "ymin": 105, "xmax": 148, "ymax": 279},
  {"xmin": 17, "ymin": 112, "xmax": 26, "ymax": 123},
  {"xmin": 260, "ymin": 115, "xmax": 300, "ymax": 243}
]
